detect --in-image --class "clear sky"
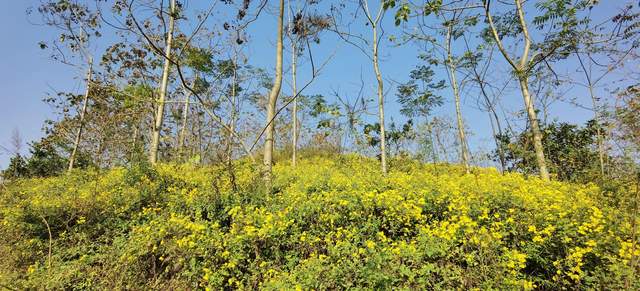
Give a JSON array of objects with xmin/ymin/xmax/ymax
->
[
  {"xmin": 0, "ymin": 0, "xmax": 634, "ymax": 169},
  {"xmin": 0, "ymin": 1, "xmax": 77, "ymax": 166}
]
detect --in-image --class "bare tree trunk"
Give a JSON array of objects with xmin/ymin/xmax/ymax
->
[
  {"xmin": 227, "ymin": 52, "xmax": 238, "ymax": 164},
  {"xmin": 197, "ymin": 106, "xmax": 203, "ymax": 163},
  {"xmin": 263, "ymin": 0, "xmax": 285, "ymax": 181},
  {"xmin": 466, "ymin": 39, "xmax": 506, "ymax": 172},
  {"xmin": 427, "ymin": 121, "xmax": 438, "ymax": 163},
  {"xmin": 178, "ymin": 86, "xmax": 191, "ymax": 158},
  {"xmin": 372, "ymin": 23, "xmax": 387, "ymax": 174},
  {"xmin": 452, "ymin": 82, "xmax": 470, "ymax": 172},
  {"xmin": 481, "ymin": 83, "xmax": 506, "ymax": 173},
  {"xmin": 477, "ymin": 76, "xmax": 506, "ymax": 173},
  {"xmin": 149, "ymin": 0, "xmax": 176, "ymax": 164},
  {"xmin": 433, "ymin": 123, "xmax": 448, "ymax": 163},
  {"xmin": 576, "ymin": 51, "xmax": 606, "ymax": 176},
  {"xmin": 589, "ymin": 83, "xmax": 606, "ymax": 176},
  {"xmin": 445, "ymin": 26, "xmax": 470, "ymax": 173},
  {"xmin": 131, "ymin": 125, "xmax": 139, "ymax": 162},
  {"xmin": 291, "ymin": 38, "xmax": 298, "ymax": 167},
  {"xmin": 68, "ymin": 58, "xmax": 93, "ymax": 171},
  {"xmin": 486, "ymin": 109, "xmax": 503, "ymax": 172},
  {"xmin": 519, "ymin": 78, "xmax": 550, "ymax": 180}
]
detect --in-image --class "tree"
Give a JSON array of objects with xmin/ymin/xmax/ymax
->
[
  {"xmin": 481, "ymin": 0, "xmax": 593, "ymax": 180},
  {"xmin": 396, "ymin": 62, "xmax": 445, "ymax": 163},
  {"xmin": 496, "ymin": 120, "xmax": 603, "ymax": 182},
  {"xmin": 569, "ymin": 2, "xmax": 639, "ymax": 176},
  {"xmin": 34, "ymin": 0, "xmax": 102, "ymax": 171},
  {"xmin": 288, "ymin": 1, "xmax": 301, "ymax": 167},
  {"xmin": 615, "ymin": 84, "xmax": 640, "ymax": 152},
  {"xmin": 330, "ymin": 0, "xmax": 392, "ymax": 174},
  {"xmin": 443, "ymin": 11, "xmax": 472, "ymax": 173},
  {"xmin": 483, "ymin": 0, "xmax": 549, "ymax": 179},
  {"xmin": 394, "ymin": 1, "xmax": 483, "ymax": 172},
  {"xmin": 362, "ymin": 0, "xmax": 389, "ymax": 174},
  {"xmin": 149, "ymin": 0, "xmax": 177, "ymax": 164},
  {"xmin": 462, "ymin": 41, "xmax": 508, "ymax": 173},
  {"xmin": 263, "ymin": 0, "xmax": 285, "ymax": 182},
  {"xmin": 286, "ymin": 1, "xmax": 330, "ymax": 167},
  {"xmin": 3, "ymin": 154, "xmax": 28, "ymax": 180}
]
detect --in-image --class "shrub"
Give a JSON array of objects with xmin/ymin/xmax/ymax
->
[{"xmin": 0, "ymin": 156, "xmax": 637, "ymax": 289}]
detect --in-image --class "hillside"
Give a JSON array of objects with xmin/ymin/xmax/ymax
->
[{"xmin": 0, "ymin": 156, "xmax": 637, "ymax": 290}]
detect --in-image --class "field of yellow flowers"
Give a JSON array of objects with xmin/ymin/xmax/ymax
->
[{"xmin": 0, "ymin": 155, "xmax": 638, "ymax": 289}]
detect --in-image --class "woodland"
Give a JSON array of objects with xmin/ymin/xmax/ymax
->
[{"xmin": 0, "ymin": 0, "xmax": 639, "ymax": 289}]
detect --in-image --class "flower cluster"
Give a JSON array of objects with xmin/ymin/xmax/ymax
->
[{"xmin": 0, "ymin": 156, "xmax": 637, "ymax": 289}]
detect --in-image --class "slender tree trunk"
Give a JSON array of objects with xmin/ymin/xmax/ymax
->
[
  {"xmin": 427, "ymin": 121, "xmax": 438, "ymax": 163},
  {"xmin": 227, "ymin": 53, "xmax": 238, "ymax": 164},
  {"xmin": 484, "ymin": 0, "xmax": 550, "ymax": 180},
  {"xmin": 468, "ymin": 42, "xmax": 506, "ymax": 172},
  {"xmin": 68, "ymin": 58, "xmax": 93, "ymax": 171},
  {"xmin": 291, "ymin": 39, "xmax": 298, "ymax": 167},
  {"xmin": 445, "ymin": 27, "xmax": 470, "ymax": 173},
  {"xmin": 486, "ymin": 109, "xmax": 503, "ymax": 172},
  {"xmin": 483, "ymin": 89, "xmax": 506, "ymax": 173},
  {"xmin": 372, "ymin": 23, "xmax": 387, "ymax": 174},
  {"xmin": 518, "ymin": 78, "xmax": 550, "ymax": 180},
  {"xmin": 225, "ymin": 60, "xmax": 239, "ymax": 187},
  {"xmin": 149, "ymin": 0, "xmax": 176, "ymax": 164},
  {"xmin": 263, "ymin": 0, "xmax": 285, "ymax": 181},
  {"xmin": 514, "ymin": 0, "xmax": 549, "ymax": 180},
  {"xmin": 451, "ymin": 71, "xmax": 470, "ymax": 173},
  {"xmin": 96, "ymin": 135, "xmax": 107, "ymax": 168},
  {"xmin": 589, "ymin": 86, "xmax": 606, "ymax": 177},
  {"xmin": 576, "ymin": 51, "xmax": 606, "ymax": 176},
  {"xmin": 178, "ymin": 87, "xmax": 191, "ymax": 158},
  {"xmin": 477, "ymin": 81, "xmax": 506, "ymax": 172},
  {"xmin": 197, "ymin": 106, "xmax": 203, "ymax": 163},
  {"xmin": 475, "ymin": 72, "xmax": 506, "ymax": 172},
  {"xmin": 434, "ymin": 124, "xmax": 448, "ymax": 163},
  {"xmin": 588, "ymin": 84, "xmax": 606, "ymax": 176},
  {"xmin": 131, "ymin": 124, "xmax": 139, "ymax": 162}
]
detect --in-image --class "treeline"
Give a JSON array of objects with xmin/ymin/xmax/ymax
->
[{"xmin": 2, "ymin": 0, "xmax": 640, "ymax": 185}]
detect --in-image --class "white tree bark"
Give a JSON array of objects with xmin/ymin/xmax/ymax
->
[
  {"xmin": 149, "ymin": 0, "xmax": 176, "ymax": 164},
  {"xmin": 484, "ymin": 0, "xmax": 550, "ymax": 180},
  {"xmin": 68, "ymin": 58, "xmax": 93, "ymax": 171},
  {"xmin": 291, "ymin": 37, "xmax": 298, "ymax": 167},
  {"xmin": 445, "ymin": 25, "xmax": 470, "ymax": 173},
  {"xmin": 263, "ymin": 0, "xmax": 285, "ymax": 181},
  {"xmin": 372, "ymin": 22, "xmax": 387, "ymax": 174}
]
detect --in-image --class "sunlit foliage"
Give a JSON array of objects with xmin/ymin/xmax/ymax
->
[{"xmin": 0, "ymin": 156, "xmax": 637, "ymax": 289}]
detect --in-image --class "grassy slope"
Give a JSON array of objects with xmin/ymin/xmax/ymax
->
[{"xmin": 0, "ymin": 155, "xmax": 637, "ymax": 289}]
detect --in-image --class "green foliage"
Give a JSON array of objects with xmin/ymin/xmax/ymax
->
[
  {"xmin": 364, "ymin": 120, "xmax": 415, "ymax": 158},
  {"xmin": 4, "ymin": 140, "xmax": 66, "ymax": 179},
  {"xmin": 396, "ymin": 63, "xmax": 445, "ymax": 119},
  {"xmin": 2, "ymin": 136, "xmax": 94, "ymax": 180},
  {"xmin": 496, "ymin": 120, "xmax": 604, "ymax": 182},
  {"xmin": 394, "ymin": 3, "xmax": 410, "ymax": 26},
  {"xmin": 616, "ymin": 84, "xmax": 640, "ymax": 148},
  {"xmin": 184, "ymin": 47, "xmax": 215, "ymax": 73},
  {"xmin": 308, "ymin": 94, "xmax": 341, "ymax": 133},
  {"xmin": 34, "ymin": 0, "xmax": 102, "ymax": 55},
  {"xmin": 1, "ymin": 156, "xmax": 637, "ymax": 289},
  {"xmin": 3, "ymin": 154, "xmax": 28, "ymax": 180},
  {"xmin": 613, "ymin": 3, "xmax": 640, "ymax": 46}
]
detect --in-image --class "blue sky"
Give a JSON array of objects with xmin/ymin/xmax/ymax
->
[
  {"xmin": 0, "ymin": 1, "xmax": 74, "ymax": 166},
  {"xmin": 0, "ymin": 0, "xmax": 633, "ymax": 168}
]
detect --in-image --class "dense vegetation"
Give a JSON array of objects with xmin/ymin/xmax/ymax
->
[
  {"xmin": 1, "ymin": 156, "xmax": 638, "ymax": 289},
  {"xmin": 1, "ymin": 0, "xmax": 640, "ymax": 289}
]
